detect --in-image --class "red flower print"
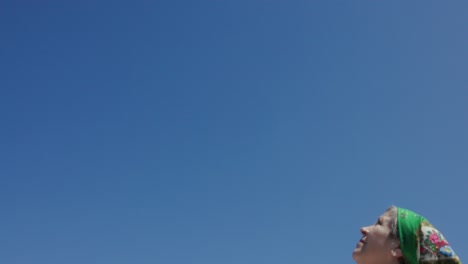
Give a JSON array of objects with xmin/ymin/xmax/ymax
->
[
  {"xmin": 436, "ymin": 240, "xmax": 449, "ymax": 248},
  {"xmin": 429, "ymin": 233, "xmax": 440, "ymax": 244}
]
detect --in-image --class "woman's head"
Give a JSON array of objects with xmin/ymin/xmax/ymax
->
[
  {"xmin": 353, "ymin": 206, "xmax": 461, "ymax": 264},
  {"xmin": 352, "ymin": 206, "xmax": 403, "ymax": 264}
]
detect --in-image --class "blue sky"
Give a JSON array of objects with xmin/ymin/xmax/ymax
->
[{"xmin": 1, "ymin": 1, "xmax": 467, "ymax": 263}]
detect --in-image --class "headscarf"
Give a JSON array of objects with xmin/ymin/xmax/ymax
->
[{"xmin": 397, "ymin": 207, "xmax": 461, "ymax": 264}]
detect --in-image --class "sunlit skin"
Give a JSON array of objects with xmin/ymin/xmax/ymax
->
[{"xmin": 352, "ymin": 210, "xmax": 403, "ymax": 264}]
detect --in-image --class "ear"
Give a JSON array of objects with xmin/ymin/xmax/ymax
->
[{"xmin": 391, "ymin": 248, "xmax": 403, "ymax": 258}]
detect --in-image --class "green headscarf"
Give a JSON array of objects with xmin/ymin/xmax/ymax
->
[{"xmin": 397, "ymin": 207, "xmax": 461, "ymax": 264}]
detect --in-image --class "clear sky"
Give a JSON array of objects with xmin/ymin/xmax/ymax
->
[{"xmin": 1, "ymin": 1, "xmax": 467, "ymax": 264}]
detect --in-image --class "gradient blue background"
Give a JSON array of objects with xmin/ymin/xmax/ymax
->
[{"xmin": 1, "ymin": 1, "xmax": 467, "ymax": 263}]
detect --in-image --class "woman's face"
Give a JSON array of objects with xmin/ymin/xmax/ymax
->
[{"xmin": 352, "ymin": 210, "xmax": 401, "ymax": 264}]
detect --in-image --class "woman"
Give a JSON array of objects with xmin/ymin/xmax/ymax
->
[{"xmin": 353, "ymin": 206, "xmax": 461, "ymax": 264}]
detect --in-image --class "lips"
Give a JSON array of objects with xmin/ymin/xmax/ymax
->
[{"xmin": 355, "ymin": 240, "xmax": 365, "ymax": 248}]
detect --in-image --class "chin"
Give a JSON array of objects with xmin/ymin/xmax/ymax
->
[{"xmin": 352, "ymin": 251, "xmax": 362, "ymax": 264}]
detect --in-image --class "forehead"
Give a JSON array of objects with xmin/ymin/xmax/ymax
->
[
  {"xmin": 378, "ymin": 211, "xmax": 394, "ymax": 225},
  {"xmin": 384, "ymin": 208, "xmax": 398, "ymax": 218}
]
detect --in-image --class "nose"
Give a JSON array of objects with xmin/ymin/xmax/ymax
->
[{"xmin": 360, "ymin": 227, "xmax": 369, "ymax": 236}]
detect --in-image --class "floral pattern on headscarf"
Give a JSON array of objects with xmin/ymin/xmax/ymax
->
[{"xmin": 420, "ymin": 223, "xmax": 458, "ymax": 262}]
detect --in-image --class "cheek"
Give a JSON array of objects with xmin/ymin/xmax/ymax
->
[{"xmin": 371, "ymin": 231, "xmax": 391, "ymax": 247}]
